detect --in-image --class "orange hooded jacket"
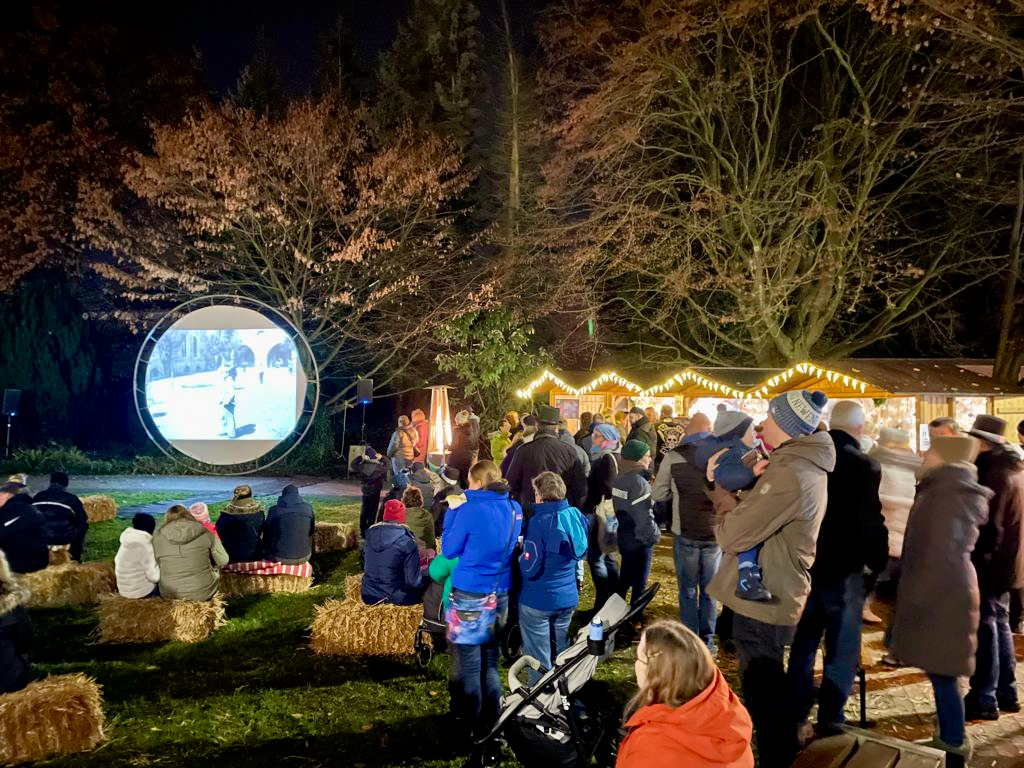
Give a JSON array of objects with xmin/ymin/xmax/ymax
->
[{"xmin": 616, "ymin": 668, "xmax": 754, "ymax": 768}]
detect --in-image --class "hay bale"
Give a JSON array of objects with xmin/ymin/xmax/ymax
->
[
  {"xmin": 219, "ymin": 571, "xmax": 312, "ymax": 598},
  {"xmin": 48, "ymin": 545, "xmax": 72, "ymax": 566},
  {"xmin": 313, "ymin": 521, "xmax": 358, "ymax": 553},
  {"xmin": 81, "ymin": 495, "xmax": 117, "ymax": 523},
  {"xmin": 21, "ymin": 562, "xmax": 115, "ymax": 608},
  {"xmin": 0, "ymin": 673, "xmax": 105, "ymax": 765},
  {"xmin": 97, "ymin": 594, "xmax": 226, "ymax": 644},
  {"xmin": 343, "ymin": 573, "xmax": 363, "ymax": 600},
  {"xmin": 310, "ymin": 597, "xmax": 423, "ymax": 657}
]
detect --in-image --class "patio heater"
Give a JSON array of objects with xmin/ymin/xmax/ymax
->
[{"xmin": 428, "ymin": 385, "xmax": 453, "ymax": 468}]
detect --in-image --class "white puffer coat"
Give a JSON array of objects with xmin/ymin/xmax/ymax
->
[
  {"xmin": 869, "ymin": 445, "xmax": 922, "ymax": 558},
  {"xmin": 114, "ymin": 527, "xmax": 161, "ymax": 599}
]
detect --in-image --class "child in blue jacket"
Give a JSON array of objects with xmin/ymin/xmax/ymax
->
[{"xmin": 694, "ymin": 410, "xmax": 772, "ymax": 602}]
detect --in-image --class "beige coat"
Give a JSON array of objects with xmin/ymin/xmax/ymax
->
[
  {"xmin": 153, "ymin": 518, "xmax": 229, "ymax": 601},
  {"xmin": 708, "ymin": 431, "xmax": 837, "ymax": 627},
  {"xmin": 869, "ymin": 445, "xmax": 922, "ymax": 558}
]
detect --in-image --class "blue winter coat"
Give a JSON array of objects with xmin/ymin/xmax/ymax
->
[
  {"xmin": 693, "ymin": 435, "xmax": 757, "ymax": 492},
  {"xmin": 443, "ymin": 485, "xmax": 523, "ymax": 595},
  {"xmin": 362, "ymin": 522, "xmax": 425, "ymax": 605},
  {"xmin": 518, "ymin": 499, "xmax": 588, "ymax": 611},
  {"xmin": 265, "ymin": 486, "xmax": 314, "ymax": 562}
]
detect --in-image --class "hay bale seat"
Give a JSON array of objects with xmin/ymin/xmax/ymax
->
[
  {"xmin": 313, "ymin": 521, "xmax": 358, "ymax": 553},
  {"xmin": 0, "ymin": 673, "xmax": 106, "ymax": 766},
  {"xmin": 81, "ymin": 495, "xmax": 117, "ymax": 523},
  {"xmin": 21, "ymin": 562, "xmax": 115, "ymax": 608},
  {"xmin": 219, "ymin": 571, "xmax": 313, "ymax": 598},
  {"xmin": 310, "ymin": 574, "xmax": 423, "ymax": 657},
  {"xmin": 48, "ymin": 545, "xmax": 72, "ymax": 566},
  {"xmin": 97, "ymin": 594, "xmax": 226, "ymax": 644}
]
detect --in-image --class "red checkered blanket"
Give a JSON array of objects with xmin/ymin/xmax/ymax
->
[{"xmin": 222, "ymin": 561, "xmax": 313, "ymax": 577}]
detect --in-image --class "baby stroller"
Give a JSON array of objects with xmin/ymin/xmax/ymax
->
[
  {"xmin": 415, "ymin": 582, "xmax": 523, "ymax": 667},
  {"xmin": 464, "ymin": 583, "xmax": 660, "ymax": 768}
]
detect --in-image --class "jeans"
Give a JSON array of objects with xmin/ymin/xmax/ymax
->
[
  {"xmin": 448, "ymin": 591, "xmax": 509, "ymax": 737},
  {"xmin": 788, "ymin": 572, "xmax": 866, "ymax": 728},
  {"xmin": 617, "ymin": 546, "xmax": 654, "ymax": 608},
  {"xmin": 968, "ymin": 591, "xmax": 1018, "ymax": 710},
  {"xmin": 930, "ymin": 673, "xmax": 966, "ymax": 747},
  {"xmin": 518, "ymin": 603, "xmax": 575, "ymax": 686},
  {"xmin": 734, "ymin": 614, "xmax": 797, "ymax": 768},
  {"xmin": 673, "ymin": 536, "xmax": 721, "ymax": 649},
  {"xmin": 586, "ymin": 513, "xmax": 619, "ymax": 610}
]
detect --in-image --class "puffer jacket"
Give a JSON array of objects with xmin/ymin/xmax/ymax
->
[
  {"xmin": 387, "ymin": 426, "xmax": 419, "ymax": 462},
  {"xmin": 442, "ymin": 483, "xmax": 523, "ymax": 594},
  {"xmin": 652, "ymin": 434, "xmax": 716, "ymax": 542},
  {"xmin": 153, "ymin": 518, "xmax": 229, "ymax": 601},
  {"xmin": 0, "ymin": 493, "xmax": 48, "ymax": 574},
  {"xmin": 869, "ymin": 444, "xmax": 922, "ymax": 558},
  {"xmin": 114, "ymin": 527, "xmax": 160, "ymax": 598},
  {"xmin": 518, "ymin": 499, "xmax": 588, "ymax": 612},
  {"xmin": 0, "ymin": 549, "xmax": 32, "ymax": 694},
  {"xmin": 32, "ymin": 483, "xmax": 88, "ymax": 560},
  {"xmin": 216, "ymin": 498, "xmax": 265, "ymax": 563},
  {"xmin": 265, "ymin": 486, "xmax": 314, "ymax": 563},
  {"xmin": 612, "ymin": 460, "xmax": 661, "ymax": 552},
  {"xmin": 708, "ymin": 431, "xmax": 837, "ymax": 626},
  {"xmin": 362, "ymin": 522, "xmax": 425, "ymax": 605}
]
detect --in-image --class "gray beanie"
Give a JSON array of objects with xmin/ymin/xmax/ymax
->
[{"xmin": 713, "ymin": 410, "xmax": 753, "ymax": 440}]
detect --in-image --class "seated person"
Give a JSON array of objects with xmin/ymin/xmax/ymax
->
[
  {"xmin": 115, "ymin": 513, "xmax": 161, "ymax": 598},
  {"xmin": 361, "ymin": 500, "xmax": 426, "ymax": 606},
  {"xmin": 616, "ymin": 620, "xmax": 753, "ymax": 767},
  {"xmin": 0, "ymin": 475, "xmax": 48, "ymax": 574},
  {"xmin": 32, "ymin": 472, "xmax": 88, "ymax": 561},
  {"xmin": 215, "ymin": 485, "xmax": 265, "ymax": 563},
  {"xmin": 0, "ymin": 548, "xmax": 32, "ymax": 694},
  {"xmin": 154, "ymin": 504, "xmax": 229, "ymax": 601},
  {"xmin": 265, "ymin": 484, "xmax": 315, "ymax": 564},
  {"xmin": 189, "ymin": 502, "xmax": 219, "ymax": 539},
  {"xmin": 408, "ymin": 462, "xmax": 438, "ymax": 509},
  {"xmin": 402, "ymin": 486, "xmax": 435, "ymax": 550}
]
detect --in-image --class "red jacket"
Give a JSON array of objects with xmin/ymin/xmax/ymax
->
[
  {"xmin": 616, "ymin": 669, "xmax": 753, "ymax": 768},
  {"xmin": 414, "ymin": 419, "xmax": 430, "ymax": 461}
]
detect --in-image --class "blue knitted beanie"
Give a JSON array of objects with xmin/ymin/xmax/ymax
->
[{"xmin": 768, "ymin": 390, "xmax": 828, "ymax": 437}]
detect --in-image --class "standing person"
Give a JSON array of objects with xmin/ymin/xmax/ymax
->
[
  {"xmin": 0, "ymin": 476, "xmax": 47, "ymax": 574},
  {"xmin": 490, "ymin": 418, "xmax": 513, "ymax": 465},
  {"xmin": 506, "ymin": 405, "xmax": 587, "ymax": 510},
  {"xmin": 449, "ymin": 411, "xmax": 476, "ymax": 490},
  {"xmin": 707, "ymin": 390, "xmax": 833, "ymax": 768},
  {"xmin": 574, "ymin": 412, "xmax": 594, "ymax": 445},
  {"xmin": 114, "ymin": 513, "xmax": 161, "ymax": 598},
  {"xmin": 923, "ymin": 417, "xmax": 961, "ymax": 465},
  {"xmin": 613, "ymin": 440, "xmax": 661, "ymax": 611},
  {"xmin": 616, "ymin": 621, "xmax": 754, "ymax": 768},
  {"xmin": 559, "ymin": 427, "xmax": 591, "ymax": 479},
  {"xmin": 32, "ymin": 472, "xmax": 88, "ymax": 562},
  {"xmin": 265, "ymin": 485, "xmax": 315, "ymax": 564},
  {"xmin": 505, "ymin": 410, "xmax": 521, "ymax": 437},
  {"xmin": 411, "ymin": 408, "xmax": 430, "ymax": 464},
  {"xmin": 787, "ymin": 401, "xmax": 889, "ymax": 737},
  {"xmin": 965, "ymin": 414, "xmax": 1024, "ymax": 720},
  {"xmin": 154, "ymin": 504, "xmax": 229, "ymax": 601},
  {"xmin": 501, "ymin": 416, "xmax": 536, "ymax": 476},
  {"xmin": 0, "ymin": 549, "xmax": 32, "ymax": 695},
  {"xmin": 353, "ymin": 447, "xmax": 387, "ymax": 538},
  {"xmin": 653, "ymin": 413, "xmax": 721, "ymax": 649},
  {"xmin": 584, "ymin": 423, "xmax": 623, "ymax": 609},
  {"xmin": 387, "ymin": 415, "xmax": 419, "ymax": 488},
  {"xmin": 518, "ymin": 472, "xmax": 588, "ymax": 683},
  {"xmin": 466, "ymin": 407, "xmax": 482, "ymax": 464},
  {"xmin": 442, "ymin": 461, "xmax": 523, "ymax": 739},
  {"xmin": 220, "ymin": 367, "xmax": 238, "ymax": 438},
  {"xmin": 627, "ymin": 407, "xmax": 658, "ymax": 458},
  {"xmin": 579, "ymin": 413, "xmax": 605, "ymax": 455},
  {"xmin": 655, "ymin": 405, "xmax": 685, "ymax": 459},
  {"xmin": 216, "ymin": 485, "xmax": 265, "ymax": 563},
  {"xmin": 891, "ymin": 436, "xmax": 990, "ymax": 766}
]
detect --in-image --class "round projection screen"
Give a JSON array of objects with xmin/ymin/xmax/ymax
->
[{"xmin": 134, "ymin": 299, "xmax": 318, "ymax": 471}]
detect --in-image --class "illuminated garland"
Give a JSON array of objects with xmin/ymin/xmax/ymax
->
[
  {"xmin": 644, "ymin": 369, "xmax": 746, "ymax": 399},
  {"xmin": 746, "ymin": 362, "xmax": 869, "ymax": 398},
  {"xmin": 515, "ymin": 370, "xmax": 643, "ymax": 399}
]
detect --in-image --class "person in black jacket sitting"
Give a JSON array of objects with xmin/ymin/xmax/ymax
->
[
  {"xmin": 361, "ymin": 500, "xmax": 426, "ymax": 606},
  {"xmin": 0, "ymin": 476, "xmax": 48, "ymax": 574},
  {"xmin": 32, "ymin": 472, "xmax": 89, "ymax": 562},
  {"xmin": 265, "ymin": 485, "xmax": 315, "ymax": 564},
  {"xmin": 0, "ymin": 548, "xmax": 32, "ymax": 694},
  {"xmin": 215, "ymin": 485, "xmax": 265, "ymax": 563}
]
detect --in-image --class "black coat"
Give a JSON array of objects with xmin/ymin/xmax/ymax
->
[
  {"xmin": 353, "ymin": 457, "xmax": 387, "ymax": 495},
  {"xmin": 0, "ymin": 494, "xmax": 48, "ymax": 574},
  {"xmin": 0, "ymin": 605, "xmax": 31, "ymax": 694},
  {"xmin": 32, "ymin": 484, "xmax": 88, "ymax": 560},
  {"xmin": 584, "ymin": 452, "xmax": 619, "ymax": 515},
  {"xmin": 626, "ymin": 416, "xmax": 658, "ymax": 457},
  {"xmin": 810, "ymin": 430, "xmax": 889, "ymax": 587},
  {"xmin": 265, "ymin": 488, "xmax": 314, "ymax": 562},
  {"xmin": 216, "ymin": 502, "xmax": 266, "ymax": 563},
  {"xmin": 973, "ymin": 445, "xmax": 1024, "ymax": 594},
  {"xmin": 449, "ymin": 424, "xmax": 476, "ymax": 475},
  {"xmin": 506, "ymin": 432, "xmax": 588, "ymax": 509}
]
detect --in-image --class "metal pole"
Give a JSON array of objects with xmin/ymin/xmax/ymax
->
[{"xmin": 5, "ymin": 415, "xmax": 11, "ymax": 458}]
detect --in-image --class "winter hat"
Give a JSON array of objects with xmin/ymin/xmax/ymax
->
[
  {"xmin": 50, "ymin": 472, "xmax": 69, "ymax": 487},
  {"xmin": 3, "ymin": 474, "xmax": 27, "ymax": 493},
  {"xmin": 455, "ymin": 410, "xmax": 470, "ymax": 426},
  {"xmin": 232, "ymin": 484, "xmax": 253, "ymax": 501},
  {"xmin": 768, "ymin": 390, "xmax": 828, "ymax": 438},
  {"xmin": 879, "ymin": 427, "xmax": 910, "ymax": 447},
  {"xmin": 132, "ymin": 513, "xmax": 157, "ymax": 535},
  {"xmin": 383, "ymin": 499, "xmax": 407, "ymax": 523},
  {"xmin": 440, "ymin": 466, "xmax": 460, "ymax": 486},
  {"xmin": 189, "ymin": 502, "xmax": 211, "ymax": 524},
  {"xmin": 364, "ymin": 446, "xmax": 379, "ymax": 461},
  {"xmin": 713, "ymin": 410, "xmax": 753, "ymax": 440},
  {"xmin": 593, "ymin": 423, "xmax": 621, "ymax": 444},
  {"xmin": 537, "ymin": 404, "xmax": 561, "ymax": 425},
  {"xmin": 968, "ymin": 414, "xmax": 1008, "ymax": 445},
  {"xmin": 629, "ymin": 406, "xmax": 645, "ymax": 416},
  {"xmin": 622, "ymin": 440, "xmax": 651, "ymax": 462},
  {"xmin": 933, "ymin": 436, "xmax": 979, "ymax": 466}
]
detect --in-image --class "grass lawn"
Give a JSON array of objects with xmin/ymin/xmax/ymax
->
[{"xmin": 30, "ymin": 500, "xmax": 682, "ymax": 768}]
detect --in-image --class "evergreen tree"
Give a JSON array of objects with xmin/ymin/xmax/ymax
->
[
  {"xmin": 231, "ymin": 31, "xmax": 285, "ymax": 118},
  {"xmin": 314, "ymin": 15, "xmax": 364, "ymax": 103}
]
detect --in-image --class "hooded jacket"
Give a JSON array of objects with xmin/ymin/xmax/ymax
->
[
  {"xmin": 518, "ymin": 499, "xmax": 588, "ymax": 612},
  {"xmin": 626, "ymin": 416, "xmax": 659, "ymax": 459},
  {"xmin": 0, "ymin": 550, "xmax": 32, "ymax": 694},
  {"xmin": 265, "ymin": 486, "xmax": 314, "ymax": 563},
  {"xmin": 387, "ymin": 425, "xmax": 419, "ymax": 462},
  {"xmin": 0, "ymin": 493, "xmax": 49, "ymax": 574},
  {"xmin": 653, "ymin": 433, "xmax": 716, "ymax": 542},
  {"xmin": 708, "ymin": 431, "xmax": 837, "ymax": 626},
  {"xmin": 490, "ymin": 431, "xmax": 512, "ymax": 464},
  {"xmin": 973, "ymin": 444, "xmax": 1024, "ymax": 593},
  {"xmin": 506, "ymin": 431, "xmax": 588, "ymax": 509},
  {"xmin": 891, "ymin": 464, "xmax": 991, "ymax": 677},
  {"xmin": 354, "ymin": 455, "xmax": 388, "ymax": 494},
  {"xmin": 442, "ymin": 484, "xmax": 523, "ymax": 595},
  {"xmin": 616, "ymin": 669, "xmax": 754, "ymax": 768},
  {"xmin": 114, "ymin": 527, "xmax": 161, "ymax": 598},
  {"xmin": 32, "ymin": 483, "xmax": 88, "ymax": 560},
  {"xmin": 612, "ymin": 460, "xmax": 661, "ymax": 552},
  {"xmin": 362, "ymin": 522, "xmax": 425, "ymax": 605},
  {"xmin": 153, "ymin": 518, "xmax": 229, "ymax": 601},
  {"xmin": 216, "ymin": 497, "xmax": 266, "ymax": 563},
  {"xmin": 869, "ymin": 444, "xmax": 922, "ymax": 558}
]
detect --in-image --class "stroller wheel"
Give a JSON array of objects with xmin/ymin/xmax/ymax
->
[
  {"xmin": 500, "ymin": 623, "xmax": 522, "ymax": 662},
  {"xmin": 414, "ymin": 631, "xmax": 433, "ymax": 667}
]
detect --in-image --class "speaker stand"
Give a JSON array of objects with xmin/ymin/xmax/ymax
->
[
  {"xmin": 360, "ymin": 403, "xmax": 367, "ymax": 445},
  {"xmin": 4, "ymin": 415, "xmax": 12, "ymax": 459}
]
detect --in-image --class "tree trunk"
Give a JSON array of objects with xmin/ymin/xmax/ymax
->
[
  {"xmin": 994, "ymin": 153, "xmax": 1024, "ymax": 383},
  {"xmin": 500, "ymin": 0, "xmax": 521, "ymax": 243}
]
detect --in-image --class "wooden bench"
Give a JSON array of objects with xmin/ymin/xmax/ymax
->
[{"xmin": 792, "ymin": 729, "xmax": 946, "ymax": 768}]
